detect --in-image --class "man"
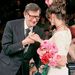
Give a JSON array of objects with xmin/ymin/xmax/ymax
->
[{"xmin": 0, "ymin": 3, "xmax": 44, "ymax": 75}]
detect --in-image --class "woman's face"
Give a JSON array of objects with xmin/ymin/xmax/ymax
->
[{"xmin": 48, "ymin": 14, "xmax": 55, "ymax": 26}]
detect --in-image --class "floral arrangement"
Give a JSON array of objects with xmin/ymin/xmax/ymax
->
[
  {"xmin": 45, "ymin": 0, "xmax": 53, "ymax": 7},
  {"xmin": 37, "ymin": 40, "xmax": 61, "ymax": 67}
]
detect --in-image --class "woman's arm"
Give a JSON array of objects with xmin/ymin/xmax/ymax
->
[{"xmin": 29, "ymin": 33, "xmax": 43, "ymax": 43}]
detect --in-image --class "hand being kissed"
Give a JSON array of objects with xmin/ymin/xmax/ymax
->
[{"xmin": 29, "ymin": 32, "xmax": 43, "ymax": 43}]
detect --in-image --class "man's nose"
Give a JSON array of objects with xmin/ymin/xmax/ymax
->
[{"xmin": 32, "ymin": 17, "xmax": 37, "ymax": 22}]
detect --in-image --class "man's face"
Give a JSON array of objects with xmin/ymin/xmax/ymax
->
[{"xmin": 24, "ymin": 10, "xmax": 40, "ymax": 27}]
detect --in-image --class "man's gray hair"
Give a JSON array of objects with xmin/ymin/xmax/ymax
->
[{"xmin": 24, "ymin": 3, "xmax": 41, "ymax": 14}]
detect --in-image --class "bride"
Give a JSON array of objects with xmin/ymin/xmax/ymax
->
[{"xmin": 29, "ymin": 4, "xmax": 72, "ymax": 75}]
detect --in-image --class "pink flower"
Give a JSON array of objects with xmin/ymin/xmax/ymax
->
[
  {"xmin": 48, "ymin": 54, "xmax": 61, "ymax": 66},
  {"xmin": 45, "ymin": 0, "xmax": 53, "ymax": 7},
  {"xmin": 40, "ymin": 40, "xmax": 51, "ymax": 50}
]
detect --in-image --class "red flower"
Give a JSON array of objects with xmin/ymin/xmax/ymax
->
[{"xmin": 41, "ymin": 52, "xmax": 50, "ymax": 64}]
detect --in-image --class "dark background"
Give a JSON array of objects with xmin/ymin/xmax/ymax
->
[{"xmin": 0, "ymin": 0, "xmax": 75, "ymax": 26}]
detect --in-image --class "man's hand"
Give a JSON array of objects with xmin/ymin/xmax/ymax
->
[
  {"xmin": 22, "ymin": 35, "xmax": 35, "ymax": 46},
  {"xmin": 29, "ymin": 33, "xmax": 43, "ymax": 43}
]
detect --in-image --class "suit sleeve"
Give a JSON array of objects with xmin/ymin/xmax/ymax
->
[{"xmin": 2, "ymin": 21, "xmax": 24, "ymax": 56}]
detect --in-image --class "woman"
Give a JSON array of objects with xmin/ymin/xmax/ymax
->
[{"xmin": 29, "ymin": 5, "xmax": 72, "ymax": 75}]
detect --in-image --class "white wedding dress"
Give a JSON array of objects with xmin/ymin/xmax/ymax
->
[{"xmin": 47, "ymin": 28, "xmax": 72, "ymax": 75}]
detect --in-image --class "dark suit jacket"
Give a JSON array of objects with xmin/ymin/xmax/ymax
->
[{"xmin": 0, "ymin": 19, "xmax": 45, "ymax": 75}]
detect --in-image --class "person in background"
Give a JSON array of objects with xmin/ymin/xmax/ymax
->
[
  {"xmin": 68, "ymin": 38, "xmax": 75, "ymax": 62},
  {"xmin": 68, "ymin": 25, "xmax": 75, "ymax": 62},
  {"xmin": 29, "ymin": 58, "xmax": 38, "ymax": 75},
  {"xmin": 29, "ymin": 4, "xmax": 72, "ymax": 75},
  {"xmin": 0, "ymin": 3, "xmax": 45, "ymax": 75}
]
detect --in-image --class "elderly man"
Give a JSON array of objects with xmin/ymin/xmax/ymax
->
[{"xmin": 0, "ymin": 3, "xmax": 45, "ymax": 75}]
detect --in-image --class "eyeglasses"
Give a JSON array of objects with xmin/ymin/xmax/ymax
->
[{"xmin": 27, "ymin": 12, "xmax": 40, "ymax": 20}]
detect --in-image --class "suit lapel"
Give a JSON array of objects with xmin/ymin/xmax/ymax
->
[{"xmin": 18, "ymin": 19, "xmax": 25, "ymax": 41}]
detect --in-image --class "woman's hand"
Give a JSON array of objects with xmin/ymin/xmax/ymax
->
[
  {"xmin": 38, "ymin": 65, "xmax": 45, "ymax": 73},
  {"xmin": 29, "ymin": 33, "xmax": 43, "ymax": 43},
  {"xmin": 22, "ymin": 35, "xmax": 35, "ymax": 46}
]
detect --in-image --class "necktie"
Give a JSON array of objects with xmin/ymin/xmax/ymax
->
[
  {"xmin": 24, "ymin": 28, "xmax": 30, "ymax": 53},
  {"xmin": 25, "ymin": 28, "xmax": 30, "ymax": 37}
]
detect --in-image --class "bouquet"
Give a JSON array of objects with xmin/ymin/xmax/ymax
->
[{"xmin": 37, "ymin": 40, "xmax": 61, "ymax": 75}]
